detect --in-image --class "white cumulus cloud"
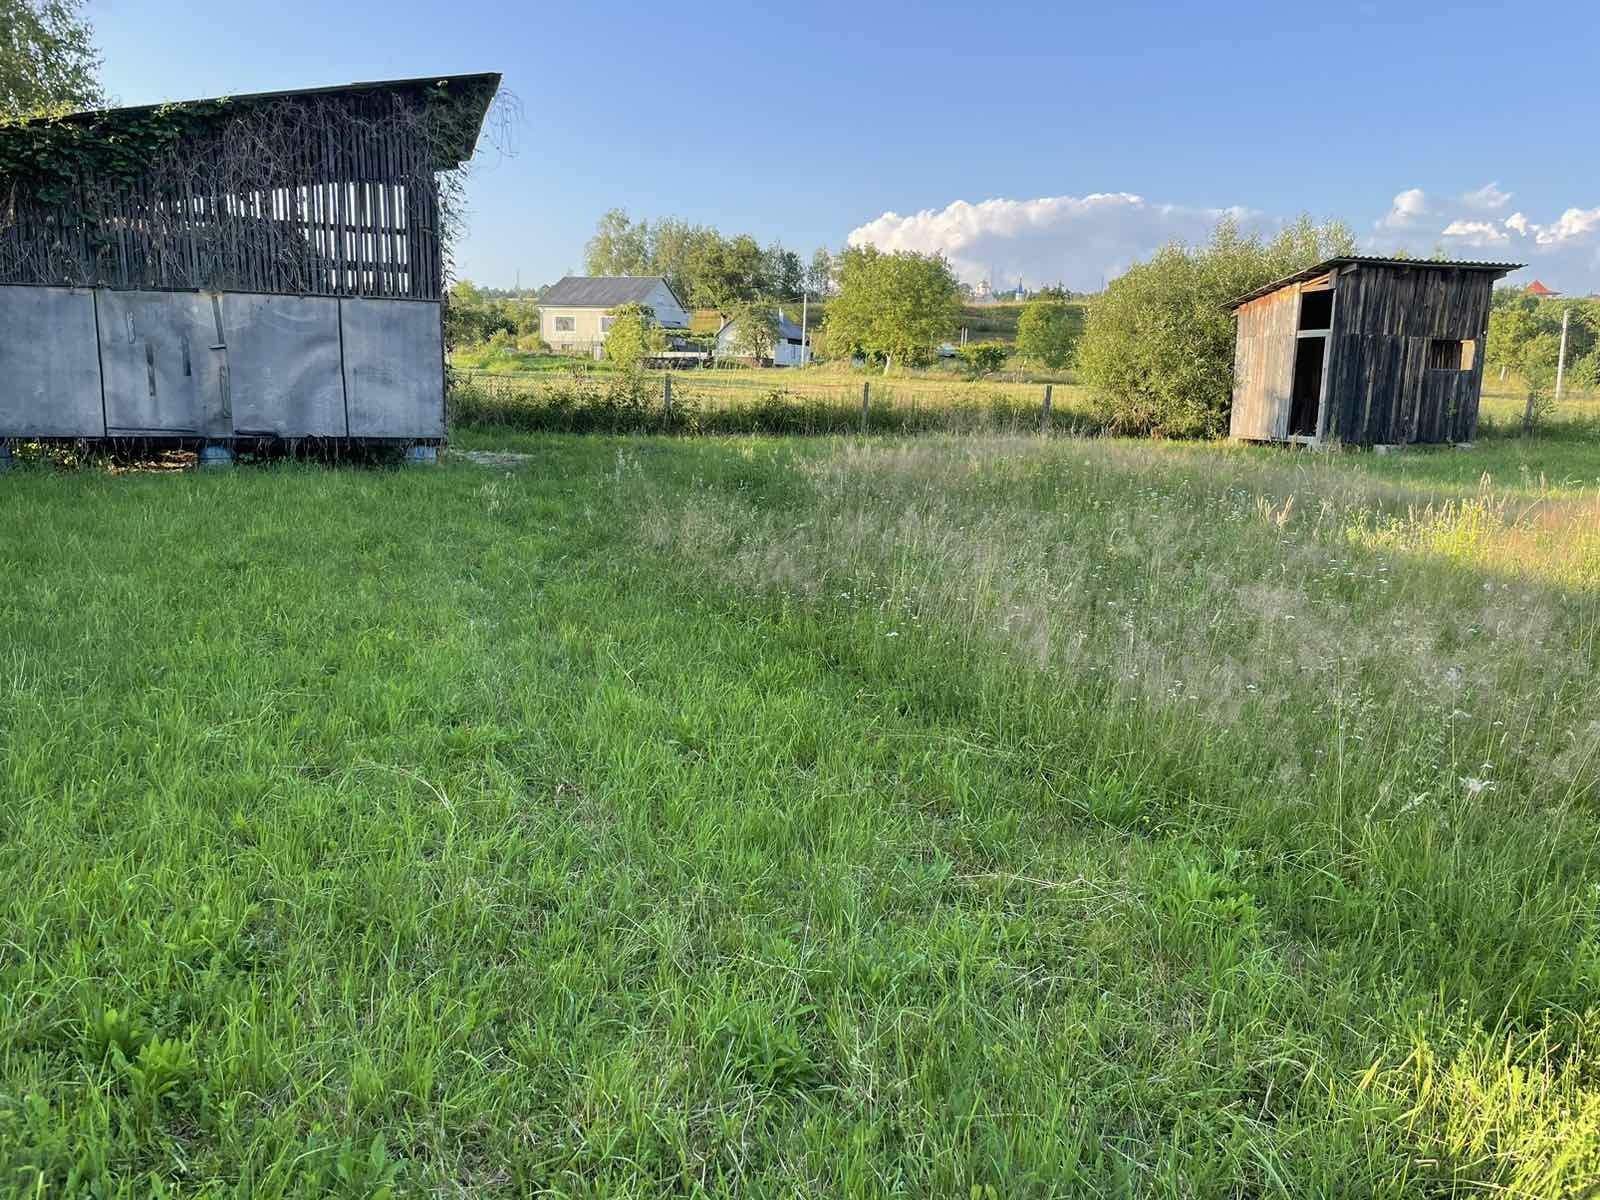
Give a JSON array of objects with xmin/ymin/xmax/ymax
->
[
  {"xmin": 1439, "ymin": 220, "xmax": 1509, "ymax": 246},
  {"xmin": 1378, "ymin": 188, "xmax": 1428, "ymax": 230},
  {"xmin": 843, "ymin": 183, "xmax": 1600, "ymax": 297},
  {"xmin": 1429, "ymin": 199, "xmax": 1600, "ymax": 286},
  {"xmin": 1534, "ymin": 206, "xmax": 1600, "ymax": 246},
  {"xmin": 846, "ymin": 193, "xmax": 1251, "ymax": 292},
  {"xmin": 1460, "ymin": 182, "xmax": 1512, "ymax": 211}
]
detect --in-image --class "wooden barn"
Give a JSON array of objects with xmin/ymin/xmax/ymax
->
[
  {"xmin": 0, "ymin": 73, "xmax": 500, "ymax": 461},
  {"xmin": 1227, "ymin": 257, "xmax": 1521, "ymax": 447}
]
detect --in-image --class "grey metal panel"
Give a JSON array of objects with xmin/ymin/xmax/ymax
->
[
  {"xmin": 342, "ymin": 298, "xmax": 444, "ymax": 438},
  {"xmin": 0, "ymin": 286, "xmax": 104, "ymax": 437},
  {"xmin": 98, "ymin": 290, "xmax": 224, "ymax": 434},
  {"xmin": 224, "ymin": 294, "xmax": 347, "ymax": 437}
]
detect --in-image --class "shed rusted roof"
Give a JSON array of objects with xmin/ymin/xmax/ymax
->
[{"xmin": 1226, "ymin": 256, "xmax": 1523, "ymax": 311}]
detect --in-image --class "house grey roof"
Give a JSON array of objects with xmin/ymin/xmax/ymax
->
[
  {"xmin": 540, "ymin": 276, "xmax": 682, "ymax": 309},
  {"xmin": 1226, "ymin": 256, "xmax": 1523, "ymax": 310}
]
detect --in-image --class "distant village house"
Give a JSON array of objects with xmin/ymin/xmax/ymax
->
[
  {"xmin": 714, "ymin": 310, "xmax": 807, "ymax": 367},
  {"xmin": 539, "ymin": 276, "xmax": 689, "ymax": 356}
]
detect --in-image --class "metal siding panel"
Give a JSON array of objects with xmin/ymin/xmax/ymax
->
[
  {"xmin": 0, "ymin": 286, "xmax": 104, "ymax": 437},
  {"xmin": 98, "ymin": 290, "xmax": 220, "ymax": 434},
  {"xmin": 225, "ymin": 294, "xmax": 347, "ymax": 437},
  {"xmin": 342, "ymin": 298, "xmax": 444, "ymax": 438}
]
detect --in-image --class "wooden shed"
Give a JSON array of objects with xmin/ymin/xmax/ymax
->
[
  {"xmin": 0, "ymin": 73, "xmax": 500, "ymax": 457},
  {"xmin": 1227, "ymin": 257, "xmax": 1520, "ymax": 447}
]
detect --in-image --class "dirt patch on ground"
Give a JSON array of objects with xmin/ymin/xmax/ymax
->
[{"xmin": 455, "ymin": 450, "xmax": 537, "ymax": 469}]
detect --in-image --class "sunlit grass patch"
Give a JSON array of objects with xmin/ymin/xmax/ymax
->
[{"xmin": 1, "ymin": 431, "xmax": 1598, "ymax": 1195}]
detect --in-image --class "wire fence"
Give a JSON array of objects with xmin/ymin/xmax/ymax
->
[{"xmin": 448, "ymin": 368, "xmax": 1092, "ymax": 437}]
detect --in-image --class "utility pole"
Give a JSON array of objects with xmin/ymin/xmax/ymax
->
[
  {"xmin": 1555, "ymin": 306, "xmax": 1571, "ymax": 403},
  {"xmin": 800, "ymin": 289, "xmax": 809, "ymax": 367}
]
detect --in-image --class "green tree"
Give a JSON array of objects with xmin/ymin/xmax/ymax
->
[
  {"xmin": 956, "ymin": 341, "xmax": 1009, "ymax": 375},
  {"xmin": 1076, "ymin": 215, "xmax": 1356, "ymax": 438},
  {"xmin": 443, "ymin": 281, "xmax": 532, "ymax": 349},
  {"xmin": 646, "ymin": 217, "xmax": 704, "ymax": 301},
  {"xmin": 723, "ymin": 302, "xmax": 779, "ymax": 361},
  {"xmin": 603, "ymin": 302, "xmax": 664, "ymax": 369},
  {"xmin": 825, "ymin": 245, "xmax": 961, "ymax": 371},
  {"xmin": 1, "ymin": 0, "xmax": 103, "ymax": 117},
  {"xmin": 1485, "ymin": 288, "xmax": 1540, "ymax": 381},
  {"xmin": 685, "ymin": 233, "xmax": 768, "ymax": 309},
  {"xmin": 584, "ymin": 209, "xmax": 651, "ymax": 276},
  {"xmin": 1015, "ymin": 294, "xmax": 1078, "ymax": 368},
  {"xmin": 1518, "ymin": 330, "xmax": 1561, "ymax": 432},
  {"xmin": 503, "ymin": 297, "xmax": 541, "ymax": 338},
  {"xmin": 443, "ymin": 281, "xmax": 489, "ymax": 349},
  {"xmin": 1487, "ymin": 292, "xmax": 1598, "ymax": 391},
  {"xmin": 806, "ymin": 248, "xmax": 834, "ymax": 297},
  {"xmin": 763, "ymin": 243, "xmax": 804, "ymax": 299}
]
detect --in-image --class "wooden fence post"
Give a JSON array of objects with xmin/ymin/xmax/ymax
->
[
  {"xmin": 861, "ymin": 381, "xmax": 870, "ymax": 433},
  {"xmin": 1041, "ymin": 384, "xmax": 1053, "ymax": 434},
  {"xmin": 663, "ymin": 373, "xmax": 673, "ymax": 421}
]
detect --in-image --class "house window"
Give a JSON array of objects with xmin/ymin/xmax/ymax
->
[
  {"xmin": 600, "ymin": 316, "xmax": 616, "ymax": 333},
  {"xmin": 1428, "ymin": 339, "xmax": 1475, "ymax": 370},
  {"xmin": 553, "ymin": 315, "xmax": 575, "ymax": 333}
]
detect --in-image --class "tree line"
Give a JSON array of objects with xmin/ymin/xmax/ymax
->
[
  {"xmin": 584, "ymin": 209, "xmax": 833, "ymax": 309},
  {"xmin": 1486, "ymin": 290, "xmax": 1598, "ymax": 423}
]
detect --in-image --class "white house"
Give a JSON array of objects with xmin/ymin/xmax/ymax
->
[
  {"xmin": 538, "ymin": 276, "xmax": 690, "ymax": 356},
  {"xmin": 713, "ymin": 309, "xmax": 807, "ymax": 367}
]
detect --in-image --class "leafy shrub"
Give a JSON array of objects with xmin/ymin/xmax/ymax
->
[
  {"xmin": 1014, "ymin": 293, "xmax": 1079, "ymax": 368},
  {"xmin": 447, "ymin": 371, "xmax": 1058, "ymax": 437},
  {"xmin": 1077, "ymin": 216, "xmax": 1355, "ymax": 438},
  {"xmin": 955, "ymin": 341, "xmax": 1008, "ymax": 375},
  {"xmin": 603, "ymin": 302, "xmax": 666, "ymax": 370}
]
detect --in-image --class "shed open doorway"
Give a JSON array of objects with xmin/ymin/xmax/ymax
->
[{"xmin": 1288, "ymin": 286, "xmax": 1333, "ymax": 439}]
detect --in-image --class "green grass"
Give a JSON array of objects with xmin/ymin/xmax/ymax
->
[
  {"xmin": 2, "ymin": 426, "xmax": 1599, "ymax": 1196},
  {"xmin": 449, "ymin": 368, "xmax": 1090, "ymax": 437}
]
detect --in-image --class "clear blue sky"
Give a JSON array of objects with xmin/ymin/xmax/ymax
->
[{"xmin": 93, "ymin": 0, "xmax": 1600, "ymax": 292}]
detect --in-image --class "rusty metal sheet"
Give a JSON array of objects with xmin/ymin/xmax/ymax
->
[
  {"xmin": 223, "ymin": 294, "xmax": 347, "ymax": 437},
  {"xmin": 341, "ymin": 299, "xmax": 444, "ymax": 438},
  {"xmin": 97, "ymin": 289, "xmax": 223, "ymax": 435},
  {"xmin": 0, "ymin": 285, "xmax": 105, "ymax": 437}
]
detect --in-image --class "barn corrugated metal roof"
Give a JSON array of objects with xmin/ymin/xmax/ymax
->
[
  {"xmin": 1226, "ymin": 256, "xmax": 1523, "ymax": 310},
  {"xmin": 540, "ymin": 276, "xmax": 684, "ymax": 308},
  {"xmin": 0, "ymin": 73, "xmax": 502, "ymax": 168}
]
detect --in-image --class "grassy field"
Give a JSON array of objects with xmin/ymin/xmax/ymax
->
[
  {"xmin": 449, "ymin": 366, "xmax": 1089, "ymax": 438},
  {"xmin": 450, "ymin": 367, "xmax": 1593, "ymax": 442},
  {"xmin": 2, "ymin": 417, "xmax": 1599, "ymax": 1195}
]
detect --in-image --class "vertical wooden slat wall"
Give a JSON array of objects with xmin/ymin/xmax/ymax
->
[
  {"xmin": 1229, "ymin": 287, "xmax": 1299, "ymax": 440},
  {"xmin": 0, "ymin": 89, "xmax": 454, "ymax": 302}
]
